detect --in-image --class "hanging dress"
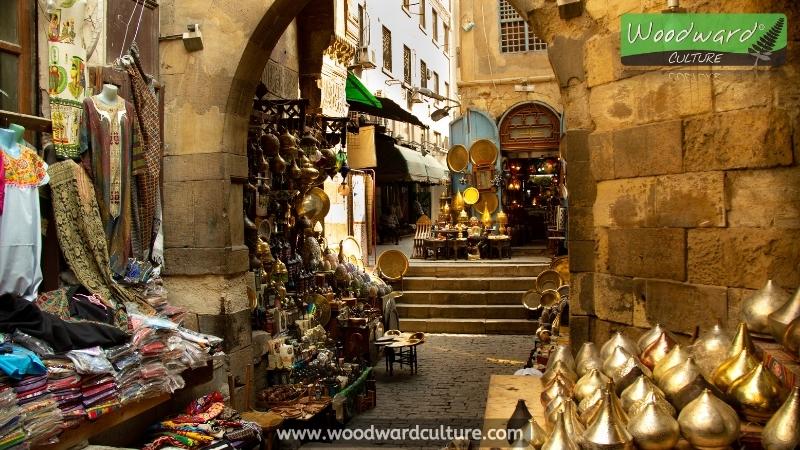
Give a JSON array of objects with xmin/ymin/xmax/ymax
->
[
  {"xmin": 47, "ymin": 0, "xmax": 89, "ymax": 159},
  {"xmin": 0, "ymin": 145, "xmax": 49, "ymax": 301},
  {"xmin": 80, "ymin": 96, "xmax": 142, "ymax": 276}
]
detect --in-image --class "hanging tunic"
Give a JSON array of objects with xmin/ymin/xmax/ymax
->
[
  {"xmin": 80, "ymin": 96, "xmax": 142, "ymax": 276},
  {"xmin": 47, "ymin": 0, "xmax": 89, "ymax": 159},
  {"xmin": 0, "ymin": 146, "xmax": 49, "ymax": 301}
]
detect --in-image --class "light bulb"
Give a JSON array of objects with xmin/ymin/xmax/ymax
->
[{"xmin": 338, "ymin": 182, "xmax": 350, "ymax": 196}]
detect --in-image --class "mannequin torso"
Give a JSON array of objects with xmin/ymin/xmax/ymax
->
[
  {"xmin": 96, "ymin": 83, "xmax": 119, "ymax": 106},
  {"xmin": 0, "ymin": 129, "xmax": 20, "ymax": 158}
]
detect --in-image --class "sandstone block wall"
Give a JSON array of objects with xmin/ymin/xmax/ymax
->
[{"xmin": 509, "ymin": 0, "xmax": 800, "ymax": 346}]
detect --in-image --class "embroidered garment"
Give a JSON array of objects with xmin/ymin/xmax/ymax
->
[
  {"xmin": 0, "ymin": 146, "xmax": 48, "ymax": 301},
  {"xmin": 47, "ymin": 0, "xmax": 89, "ymax": 158},
  {"xmin": 0, "ymin": 154, "xmax": 4, "ymax": 214},
  {"xmin": 80, "ymin": 96, "xmax": 143, "ymax": 275}
]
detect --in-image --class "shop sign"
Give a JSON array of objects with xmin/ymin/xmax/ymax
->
[{"xmin": 621, "ymin": 14, "xmax": 787, "ymax": 66}]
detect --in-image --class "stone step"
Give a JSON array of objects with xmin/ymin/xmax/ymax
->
[
  {"xmin": 513, "ymin": 245, "xmax": 549, "ymax": 257},
  {"xmin": 396, "ymin": 303, "xmax": 528, "ymax": 320},
  {"xmin": 406, "ymin": 263, "xmax": 549, "ymax": 278},
  {"xmin": 400, "ymin": 318, "xmax": 537, "ymax": 335},
  {"xmin": 398, "ymin": 290, "xmax": 524, "ymax": 306},
  {"xmin": 403, "ymin": 276, "xmax": 537, "ymax": 291}
]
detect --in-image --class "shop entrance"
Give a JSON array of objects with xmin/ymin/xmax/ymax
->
[{"xmin": 498, "ymin": 102, "xmax": 564, "ymax": 249}]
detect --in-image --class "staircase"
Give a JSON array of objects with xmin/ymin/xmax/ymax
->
[{"xmin": 397, "ymin": 261, "xmax": 550, "ymax": 335}]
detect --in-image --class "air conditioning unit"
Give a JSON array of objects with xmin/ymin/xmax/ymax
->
[
  {"xmin": 374, "ymin": 89, "xmax": 383, "ymax": 97},
  {"xmin": 410, "ymin": 90, "xmax": 424, "ymax": 103},
  {"xmin": 358, "ymin": 47, "xmax": 376, "ymax": 69}
]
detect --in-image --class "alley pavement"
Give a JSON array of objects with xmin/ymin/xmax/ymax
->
[{"xmin": 303, "ymin": 333, "xmax": 532, "ymax": 449}]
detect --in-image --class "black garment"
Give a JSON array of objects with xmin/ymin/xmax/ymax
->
[
  {"xmin": 0, "ymin": 294, "xmax": 129, "ymax": 352},
  {"xmin": 67, "ymin": 286, "xmax": 115, "ymax": 325}
]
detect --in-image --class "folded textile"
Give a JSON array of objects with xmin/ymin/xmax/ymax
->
[{"xmin": 0, "ymin": 345, "xmax": 46, "ymax": 380}]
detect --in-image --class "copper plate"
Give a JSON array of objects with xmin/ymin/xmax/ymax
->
[
  {"xmin": 295, "ymin": 187, "xmax": 330, "ymax": 222},
  {"xmin": 307, "ymin": 294, "xmax": 331, "ymax": 326},
  {"xmin": 469, "ymin": 139, "xmax": 499, "ymax": 166},
  {"xmin": 537, "ymin": 270, "xmax": 563, "ymax": 293},
  {"xmin": 540, "ymin": 289, "xmax": 560, "ymax": 307},
  {"xmin": 473, "ymin": 191, "xmax": 499, "ymax": 214},
  {"xmin": 447, "ymin": 144, "xmax": 469, "ymax": 172},
  {"xmin": 522, "ymin": 289, "xmax": 543, "ymax": 310}
]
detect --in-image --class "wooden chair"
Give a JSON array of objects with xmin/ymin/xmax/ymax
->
[{"xmin": 413, "ymin": 214, "xmax": 432, "ymax": 259}]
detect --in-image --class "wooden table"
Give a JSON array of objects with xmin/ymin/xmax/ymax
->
[{"xmin": 480, "ymin": 375, "xmax": 545, "ymax": 449}]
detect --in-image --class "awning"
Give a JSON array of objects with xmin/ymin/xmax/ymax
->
[
  {"xmin": 349, "ymin": 97, "xmax": 428, "ymax": 129},
  {"xmin": 345, "ymin": 72, "xmax": 382, "ymax": 108},
  {"xmin": 375, "ymin": 134, "xmax": 433, "ymax": 183},
  {"xmin": 422, "ymin": 153, "xmax": 449, "ymax": 183}
]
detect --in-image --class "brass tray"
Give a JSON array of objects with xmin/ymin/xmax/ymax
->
[
  {"xmin": 463, "ymin": 187, "xmax": 480, "ymax": 205},
  {"xmin": 540, "ymin": 289, "xmax": 560, "ymax": 307},
  {"xmin": 536, "ymin": 270, "xmax": 563, "ymax": 293},
  {"xmin": 473, "ymin": 191, "xmax": 499, "ymax": 214},
  {"xmin": 469, "ymin": 139, "xmax": 498, "ymax": 166},
  {"xmin": 307, "ymin": 294, "xmax": 331, "ymax": 326},
  {"xmin": 522, "ymin": 289, "xmax": 542, "ymax": 310},
  {"xmin": 295, "ymin": 187, "xmax": 330, "ymax": 223},
  {"xmin": 550, "ymin": 256, "xmax": 570, "ymax": 285},
  {"xmin": 376, "ymin": 249, "xmax": 409, "ymax": 280},
  {"xmin": 340, "ymin": 236, "xmax": 363, "ymax": 266},
  {"xmin": 447, "ymin": 144, "xmax": 469, "ymax": 172}
]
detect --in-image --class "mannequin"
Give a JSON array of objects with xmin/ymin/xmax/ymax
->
[
  {"xmin": 0, "ymin": 128, "xmax": 20, "ymax": 158},
  {"xmin": 8, "ymin": 124, "xmax": 25, "ymax": 144},
  {"xmin": 97, "ymin": 84, "xmax": 119, "ymax": 106}
]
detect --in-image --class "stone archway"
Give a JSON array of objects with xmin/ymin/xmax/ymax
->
[
  {"xmin": 158, "ymin": 0, "xmax": 332, "ymax": 317},
  {"xmin": 506, "ymin": 0, "xmax": 800, "ymax": 348}
]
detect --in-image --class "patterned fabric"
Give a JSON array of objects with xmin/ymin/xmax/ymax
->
[
  {"xmin": 143, "ymin": 435, "xmax": 189, "ymax": 450},
  {"xmin": 47, "ymin": 0, "xmax": 88, "ymax": 159},
  {"xmin": 0, "ymin": 154, "xmax": 4, "ymax": 214},
  {"xmin": 48, "ymin": 160, "xmax": 155, "ymax": 328},
  {"xmin": 35, "ymin": 289, "xmax": 71, "ymax": 320},
  {"xmin": 126, "ymin": 46, "xmax": 161, "ymax": 258},
  {"xmin": 80, "ymin": 96, "xmax": 143, "ymax": 275},
  {"xmin": 2, "ymin": 148, "xmax": 47, "ymax": 188}
]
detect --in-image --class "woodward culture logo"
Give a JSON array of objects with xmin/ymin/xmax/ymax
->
[{"xmin": 621, "ymin": 13, "xmax": 787, "ymax": 66}]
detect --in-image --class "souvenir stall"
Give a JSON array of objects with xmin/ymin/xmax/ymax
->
[
  {"xmin": 243, "ymin": 92, "xmax": 394, "ymax": 431},
  {"xmin": 490, "ymin": 280, "xmax": 800, "ymax": 449}
]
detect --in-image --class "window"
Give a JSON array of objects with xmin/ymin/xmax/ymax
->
[
  {"xmin": 434, "ymin": 131, "xmax": 441, "ymax": 147},
  {"xmin": 444, "ymin": 82, "xmax": 450, "ymax": 101},
  {"xmin": 443, "ymin": 24, "xmax": 450, "ymax": 53},
  {"xmin": 420, "ymin": 60, "xmax": 427, "ymax": 89},
  {"xmin": 382, "ymin": 26, "xmax": 392, "ymax": 72},
  {"xmin": 403, "ymin": 46, "xmax": 412, "ymax": 84},
  {"xmin": 0, "ymin": 0, "xmax": 33, "ymax": 113},
  {"xmin": 419, "ymin": 0, "xmax": 426, "ymax": 29},
  {"xmin": 499, "ymin": 0, "xmax": 547, "ymax": 53},
  {"xmin": 403, "ymin": 0, "xmax": 410, "ymax": 11},
  {"xmin": 357, "ymin": 4, "xmax": 365, "ymax": 47},
  {"xmin": 433, "ymin": 72, "xmax": 439, "ymax": 96},
  {"xmin": 431, "ymin": 10, "xmax": 439, "ymax": 41},
  {"xmin": 499, "ymin": 103, "xmax": 561, "ymax": 151}
]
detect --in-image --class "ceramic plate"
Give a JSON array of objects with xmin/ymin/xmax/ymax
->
[{"xmin": 536, "ymin": 269, "xmax": 563, "ymax": 293}]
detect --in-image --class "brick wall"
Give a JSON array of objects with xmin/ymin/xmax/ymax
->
[{"xmin": 509, "ymin": 0, "xmax": 800, "ymax": 346}]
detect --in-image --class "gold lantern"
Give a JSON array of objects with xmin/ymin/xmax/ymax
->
[
  {"xmin": 453, "ymin": 190, "xmax": 465, "ymax": 213},
  {"xmin": 481, "ymin": 205, "xmax": 493, "ymax": 229},
  {"xmin": 496, "ymin": 204, "xmax": 508, "ymax": 235}
]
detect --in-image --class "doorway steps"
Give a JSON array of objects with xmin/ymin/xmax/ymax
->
[{"xmin": 397, "ymin": 261, "xmax": 549, "ymax": 335}]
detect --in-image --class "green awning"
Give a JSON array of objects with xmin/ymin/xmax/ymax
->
[{"xmin": 346, "ymin": 72, "xmax": 382, "ymax": 109}]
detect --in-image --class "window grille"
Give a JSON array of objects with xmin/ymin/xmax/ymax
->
[
  {"xmin": 433, "ymin": 72, "xmax": 439, "ymax": 96},
  {"xmin": 403, "ymin": 46, "xmax": 412, "ymax": 84},
  {"xmin": 382, "ymin": 26, "xmax": 392, "ymax": 71},
  {"xmin": 419, "ymin": 0, "xmax": 426, "ymax": 29},
  {"xmin": 432, "ymin": 10, "xmax": 439, "ymax": 41},
  {"xmin": 420, "ymin": 60, "xmax": 427, "ymax": 89},
  {"xmin": 499, "ymin": 0, "xmax": 547, "ymax": 53}
]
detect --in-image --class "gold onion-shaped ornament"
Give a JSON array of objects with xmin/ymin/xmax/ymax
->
[
  {"xmin": 710, "ymin": 348, "xmax": 759, "ymax": 393},
  {"xmin": 678, "ymin": 389, "xmax": 740, "ymax": 450},
  {"xmin": 626, "ymin": 394, "xmax": 680, "ymax": 450},
  {"xmin": 660, "ymin": 357, "xmax": 711, "ymax": 410},
  {"xmin": 628, "ymin": 390, "xmax": 676, "ymax": 419},
  {"xmin": 546, "ymin": 345, "xmax": 576, "ymax": 372},
  {"xmin": 690, "ymin": 323, "xmax": 731, "ymax": 379},
  {"xmin": 611, "ymin": 355, "xmax": 653, "ymax": 395},
  {"xmin": 545, "ymin": 395, "xmax": 572, "ymax": 424},
  {"xmin": 543, "ymin": 371, "xmax": 575, "ymax": 393},
  {"xmin": 600, "ymin": 332, "xmax": 639, "ymax": 361},
  {"xmin": 727, "ymin": 321, "xmax": 756, "ymax": 358},
  {"xmin": 602, "ymin": 346, "xmax": 633, "ymax": 379},
  {"xmin": 520, "ymin": 417, "xmax": 548, "ymax": 449},
  {"xmin": 574, "ymin": 368, "xmax": 609, "ymax": 403},
  {"xmin": 636, "ymin": 324, "xmax": 670, "ymax": 354},
  {"xmin": 653, "ymin": 344, "xmax": 689, "ymax": 386},
  {"xmin": 581, "ymin": 388, "xmax": 634, "ymax": 450},
  {"xmin": 542, "ymin": 411, "xmax": 580, "ymax": 450},
  {"xmin": 546, "ymin": 400, "xmax": 585, "ymax": 439},
  {"xmin": 578, "ymin": 388, "xmax": 603, "ymax": 418},
  {"xmin": 741, "ymin": 279, "xmax": 791, "ymax": 336},
  {"xmin": 575, "ymin": 342, "xmax": 603, "ymax": 377},
  {"xmin": 640, "ymin": 331, "xmax": 676, "ymax": 370},
  {"xmin": 762, "ymin": 386, "xmax": 800, "ymax": 450},
  {"xmin": 783, "ymin": 317, "xmax": 800, "ymax": 353},
  {"xmin": 583, "ymin": 381, "xmax": 629, "ymax": 426},
  {"xmin": 727, "ymin": 363, "xmax": 787, "ymax": 423},
  {"xmin": 542, "ymin": 360, "xmax": 578, "ymax": 386},
  {"xmin": 620, "ymin": 375, "xmax": 664, "ymax": 413},
  {"xmin": 541, "ymin": 375, "xmax": 573, "ymax": 407},
  {"xmin": 510, "ymin": 435, "xmax": 536, "ymax": 450},
  {"xmin": 768, "ymin": 286, "xmax": 800, "ymax": 343}
]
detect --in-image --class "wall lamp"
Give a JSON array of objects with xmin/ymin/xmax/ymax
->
[{"xmin": 159, "ymin": 24, "xmax": 204, "ymax": 52}]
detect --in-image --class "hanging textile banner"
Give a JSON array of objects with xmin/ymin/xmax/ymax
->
[{"xmin": 346, "ymin": 126, "xmax": 376, "ymax": 169}]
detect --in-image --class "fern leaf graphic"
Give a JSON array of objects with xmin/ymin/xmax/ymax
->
[{"xmin": 749, "ymin": 18, "xmax": 785, "ymax": 67}]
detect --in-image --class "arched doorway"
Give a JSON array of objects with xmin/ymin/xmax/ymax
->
[{"xmin": 497, "ymin": 101, "xmax": 564, "ymax": 248}]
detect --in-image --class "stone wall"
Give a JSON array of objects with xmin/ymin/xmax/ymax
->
[{"xmin": 506, "ymin": 0, "xmax": 800, "ymax": 346}]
